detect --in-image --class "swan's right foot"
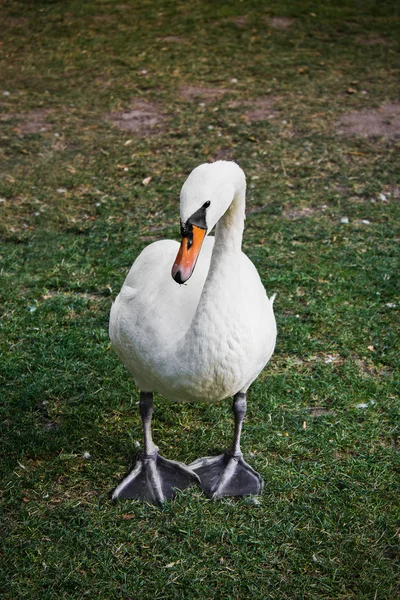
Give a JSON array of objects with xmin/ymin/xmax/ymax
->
[{"xmin": 112, "ymin": 451, "xmax": 200, "ymax": 505}]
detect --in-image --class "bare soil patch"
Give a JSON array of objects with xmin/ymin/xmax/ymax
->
[
  {"xmin": 229, "ymin": 16, "xmax": 248, "ymax": 27},
  {"xmin": 93, "ymin": 75, "xmax": 113, "ymax": 89},
  {"xmin": 180, "ymin": 86, "xmax": 230, "ymax": 103},
  {"xmin": 382, "ymin": 184, "xmax": 400, "ymax": 201},
  {"xmin": 93, "ymin": 15, "xmax": 117, "ymax": 24},
  {"xmin": 283, "ymin": 206, "xmax": 317, "ymax": 220},
  {"xmin": 105, "ymin": 100, "xmax": 165, "ymax": 135},
  {"xmin": 158, "ymin": 36, "xmax": 188, "ymax": 44},
  {"xmin": 213, "ymin": 148, "xmax": 236, "ymax": 161},
  {"xmin": 269, "ymin": 17, "xmax": 294, "ymax": 29},
  {"xmin": 229, "ymin": 96, "xmax": 278, "ymax": 122},
  {"xmin": 0, "ymin": 109, "xmax": 51, "ymax": 134},
  {"xmin": 5, "ymin": 16, "xmax": 27, "ymax": 27},
  {"xmin": 336, "ymin": 103, "xmax": 400, "ymax": 138},
  {"xmin": 358, "ymin": 35, "xmax": 393, "ymax": 46},
  {"xmin": 355, "ymin": 358, "xmax": 392, "ymax": 378}
]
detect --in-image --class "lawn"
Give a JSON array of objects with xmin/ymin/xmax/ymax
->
[{"xmin": 1, "ymin": 1, "xmax": 399, "ymax": 598}]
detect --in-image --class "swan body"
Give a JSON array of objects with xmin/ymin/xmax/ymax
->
[
  {"xmin": 110, "ymin": 161, "xmax": 276, "ymax": 402},
  {"xmin": 110, "ymin": 161, "xmax": 277, "ymax": 503}
]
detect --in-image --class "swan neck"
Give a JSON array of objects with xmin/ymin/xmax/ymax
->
[
  {"xmin": 180, "ymin": 168, "xmax": 247, "ymax": 368},
  {"xmin": 214, "ymin": 186, "xmax": 246, "ymax": 255}
]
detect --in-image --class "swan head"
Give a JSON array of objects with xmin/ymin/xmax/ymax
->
[{"xmin": 171, "ymin": 161, "xmax": 245, "ymax": 284}]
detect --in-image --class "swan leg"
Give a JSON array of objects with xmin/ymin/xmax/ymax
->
[
  {"xmin": 190, "ymin": 393, "xmax": 264, "ymax": 499},
  {"xmin": 112, "ymin": 392, "xmax": 199, "ymax": 505}
]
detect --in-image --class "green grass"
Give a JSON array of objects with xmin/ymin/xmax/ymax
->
[{"xmin": 1, "ymin": 1, "xmax": 399, "ymax": 598}]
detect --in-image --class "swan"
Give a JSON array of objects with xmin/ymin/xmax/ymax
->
[{"xmin": 110, "ymin": 160, "xmax": 277, "ymax": 504}]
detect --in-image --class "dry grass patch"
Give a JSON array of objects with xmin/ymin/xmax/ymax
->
[
  {"xmin": 355, "ymin": 358, "xmax": 392, "ymax": 378},
  {"xmin": 336, "ymin": 103, "xmax": 400, "ymax": 138},
  {"xmin": 42, "ymin": 291, "xmax": 106, "ymax": 301},
  {"xmin": 307, "ymin": 407, "xmax": 334, "ymax": 417},
  {"xmin": 180, "ymin": 86, "xmax": 231, "ymax": 103}
]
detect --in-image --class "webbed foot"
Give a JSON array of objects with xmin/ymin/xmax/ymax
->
[
  {"xmin": 189, "ymin": 452, "xmax": 263, "ymax": 499},
  {"xmin": 112, "ymin": 451, "xmax": 200, "ymax": 505}
]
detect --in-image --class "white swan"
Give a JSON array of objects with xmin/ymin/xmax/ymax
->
[{"xmin": 110, "ymin": 161, "xmax": 277, "ymax": 504}]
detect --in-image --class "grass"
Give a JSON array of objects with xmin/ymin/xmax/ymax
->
[{"xmin": 1, "ymin": 1, "xmax": 399, "ymax": 598}]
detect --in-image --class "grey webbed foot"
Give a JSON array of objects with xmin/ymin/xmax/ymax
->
[
  {"xmin": 189, "ymin": 452, "xmax": 263, "ymax": 499},
  {"xmin": 112, "ymin": 451, "xmax": 200, "ymax": 505}
]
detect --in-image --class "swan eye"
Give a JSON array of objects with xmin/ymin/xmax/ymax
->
[{"xmin": 203, "ymin": 201, "xmax": 210, "ymax": 208}]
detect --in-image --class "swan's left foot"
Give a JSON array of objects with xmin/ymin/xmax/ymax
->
[{"xmin": 189, "ymin": 452, "xmax": 263, "ymax": 499}]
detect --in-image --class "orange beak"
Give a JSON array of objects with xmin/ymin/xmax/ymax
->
[{"xmin": 171, "ymin": 225, "xmax": 206, "ymax": 284}]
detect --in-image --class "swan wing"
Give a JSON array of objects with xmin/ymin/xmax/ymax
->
[{"xmin": 109, "ymin": 237, "xmax": 215, "ymax": 389}]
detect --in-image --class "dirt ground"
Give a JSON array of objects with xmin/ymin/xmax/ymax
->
[
  {"xmin": 336, "ymin": 102, "xmax": 400, "ymax": 138},
  {"xmin": 0, "ymin": 108, "xmax": 51, "ymax": 134},
  {"xmin": 105, "ymin": 100, "xmax": 165, "ymax": 135}
]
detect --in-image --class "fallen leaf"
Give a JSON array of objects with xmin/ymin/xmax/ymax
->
[
  {"xmin": 142, "ymin": 176, "xmax": 152, "ymax": 186},
  {"xmin": 367, "ymin": 345, "xmax": 375, "ymax": 352},
  {"xmin": 120, "ymin": 514, "xmax": 135, "ymax": 520}
]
